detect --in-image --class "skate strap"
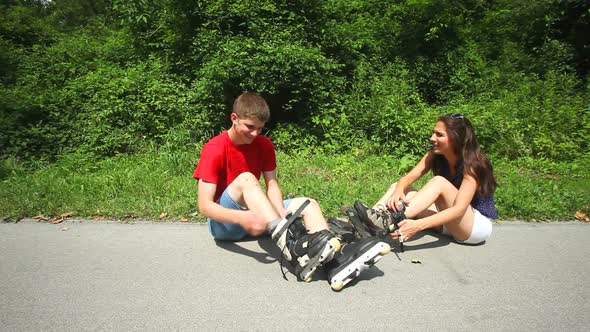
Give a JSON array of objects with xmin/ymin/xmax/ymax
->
[{"xmin": 272, "ymin": 199, "xmax": 310, "ymax": 241}]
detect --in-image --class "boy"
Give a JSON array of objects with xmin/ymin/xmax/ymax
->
[{"xmin": 194, "ymin": 91, "xmax": 390, "ymax": 290}]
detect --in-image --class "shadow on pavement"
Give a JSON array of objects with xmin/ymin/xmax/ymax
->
[
  {"xmin": 398, "ymin": 230, "xmax": 453, "ymax": 251},
  {"xmin": 214, "ymin": 237, "xmax": 276, "ymax": 264}
]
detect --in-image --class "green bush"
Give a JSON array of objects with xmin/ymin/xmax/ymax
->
[
  {"xmin": 1, "ymin": 0, "xmax": 589, "ymax": 164},
  {"xmin": 445, "ymin": 70, "xmax": 589, "ymax": 161},
  {"xmin": 338, "ymin": 61, "xmax": 437, "ymax": 157}
]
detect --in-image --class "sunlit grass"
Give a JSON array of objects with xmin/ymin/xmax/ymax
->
[{"xmin": 1, "ymin": 149, "xmax": 588, "ymax": 221}]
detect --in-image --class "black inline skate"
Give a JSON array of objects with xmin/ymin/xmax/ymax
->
[
  {"xmin": 352, "ymin": 200, "xmax": 407, "ymax": 252},
  {"xmin": 272, "ymin": 200, "xmax": 341, "ymax": 282},
  {"xmin": 324, "ymin": 236, "xmax": 391, "ymax": 291},
  {"xmin": 354, "ymin": 200, "xmax": 406, "ymax": 234}
]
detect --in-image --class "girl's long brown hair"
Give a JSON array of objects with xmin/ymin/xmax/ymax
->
[{"xmin": 431, "ymin": 114, "xmax": 497, "ymax": 197}]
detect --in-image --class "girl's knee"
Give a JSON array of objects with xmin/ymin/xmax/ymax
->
[{"xmin": 429, "ymin": 175, "xmax": 454, "ymax": 189}]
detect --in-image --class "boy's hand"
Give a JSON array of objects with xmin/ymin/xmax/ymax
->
[
  {"xmin": 241, "ymin": 211, "xmax": 268, "ymax": 236},
  {"xmin": 278, "ymin": 207, "xmax": 289, "ymax": 219}
]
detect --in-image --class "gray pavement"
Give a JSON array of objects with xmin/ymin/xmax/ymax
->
[{"xmin": 1, "ymin": 219, "xmax": 589, "ymax": 331}]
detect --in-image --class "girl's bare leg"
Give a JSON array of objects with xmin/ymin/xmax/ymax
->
[
  {"xmin": 402, "ymin": 176, "xmax": 474, "ymax": 241},
  {"xmin": 374, "ymin": 183, "xmax": 437, "ymax": 219}
]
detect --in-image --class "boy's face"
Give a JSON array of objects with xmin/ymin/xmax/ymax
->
[{"xmin": 230, "ymin": 113, "xmax": 266, "ymax": 145}]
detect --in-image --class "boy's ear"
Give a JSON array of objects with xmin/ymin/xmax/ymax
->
[{"xmin": 230, "ymin": 113, "xmax": 238, "ymax": 122}]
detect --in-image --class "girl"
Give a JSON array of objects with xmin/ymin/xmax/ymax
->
[{"xmin": 369, "ymin": 114, "xmax": 497, "ymax": 245}]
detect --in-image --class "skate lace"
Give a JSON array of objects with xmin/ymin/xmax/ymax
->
[
  {"xmin": 280, "ymin": 241, "xmax": 290, "ymax": 281},
  {"xmin": 374, "ymin": 204, "xmax": 394, "ymax": 231},
  {"xmin": 374, "ymin": 203, "xmax": 406, "ymax": 252},
  {"xmin": 374, "ymin": 202, "xmax": 406, "ymax": 231}
]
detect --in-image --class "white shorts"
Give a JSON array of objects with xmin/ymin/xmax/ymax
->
[{"xmin": 442, "ymin": 208, "xmax": 492, "ymax": 245}]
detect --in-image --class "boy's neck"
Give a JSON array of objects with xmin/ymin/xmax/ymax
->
[{"xmin": 227, "ymin": 126, "xmax": 246, "ymax": 146}]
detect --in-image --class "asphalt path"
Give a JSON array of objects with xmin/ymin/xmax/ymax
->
[{"xmin": 1, "ymin": 219, "xmax": 589, "ymax": 331}]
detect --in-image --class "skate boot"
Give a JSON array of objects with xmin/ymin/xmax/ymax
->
[
  {"xmin": 354, "ymin": 200, "xmax": 407, "ymax": 251},
  {"xmin": 327, "ymin": 217, "xmax": 356, "ymax": 244},
  {"xmin": 325, "ymin": 236, "xmax": 391, "ymax": 291},
  {"xmin": 341, "ymin": 205, "xmax": 379, "ymax": 239},
  {"xmin": 272, "ymin": 200, "xmax": 342, "ymax": 282}
]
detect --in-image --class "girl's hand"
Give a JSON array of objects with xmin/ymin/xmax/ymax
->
[
  {"xmin": 386, "ymin": 192, "xmax": 409, "ymax": 212},
  {"xmin": 397, "ymin": 219, "xmax": 422, "ymax": 242}
]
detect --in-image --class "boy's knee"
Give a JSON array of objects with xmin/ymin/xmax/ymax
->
[
  {"xmin": 289, "ymin": 197, "xmax": 320, "ymax": 213},
  {"xmin": 234, "ymin": 172, "xmax": 259, "ymax": 186},
  {"xmin": 307, "ymin": 198, "xmax": 320, "ymax": 209}
]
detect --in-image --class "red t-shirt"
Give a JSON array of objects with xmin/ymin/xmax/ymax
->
[{"xmin": 193, "ymin": 131, "xmax": 277, "ymax": 201}]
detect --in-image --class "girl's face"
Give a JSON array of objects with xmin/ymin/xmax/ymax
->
[{"xmin": 430, "ymin": 121, "xmax": 453, "ymax": 156}]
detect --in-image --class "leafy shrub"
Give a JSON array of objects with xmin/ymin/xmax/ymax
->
[{"xmin": 338, "ymin": 61, "xmax": 436, "ymax": 157}]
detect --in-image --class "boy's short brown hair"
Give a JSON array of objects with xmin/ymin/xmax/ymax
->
[{"xmin": 233, "ymin": 91, "xmax": 270, "ymax": 122}]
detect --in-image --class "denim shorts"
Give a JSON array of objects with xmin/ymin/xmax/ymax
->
[{"xmin": 208, "ymin": 189, "xmax": 292, "ymax": 241}]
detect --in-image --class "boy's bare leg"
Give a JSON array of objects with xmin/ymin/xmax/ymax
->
[
  {"xmin": 226, "ymin": 172, "xmax": 281, "ymax": 224},
  {"xmin": 285, "ymin": 197, "xmax": 328, "ymax": 233}
]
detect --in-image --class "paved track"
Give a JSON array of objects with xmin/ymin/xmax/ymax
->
[{"xmin": 1, "ymin": 220, "xmax": 589, "ymax": 331}]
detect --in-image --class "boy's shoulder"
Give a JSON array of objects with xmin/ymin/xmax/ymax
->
[{"xmin": 203, "ymin": 131, "xmax": 228, "ymax": 148}]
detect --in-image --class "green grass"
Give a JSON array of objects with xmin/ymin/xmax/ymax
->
[{"xmin": 1, "ymin": 149, "xmax": 588, "ymax": 222}]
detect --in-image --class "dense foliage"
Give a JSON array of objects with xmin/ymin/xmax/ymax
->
[{"xmin": 1, "ymin": 0, "xmax": 589, "ymax": 163}]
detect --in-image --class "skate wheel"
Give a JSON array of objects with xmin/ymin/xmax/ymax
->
[
  {"xmin": 329, "ymin": 237, "xmax": 342, "ymax": 253},
  {"xmin": 304, "ymin": 275, "xmax": 313, "ymax": 283},
  {"xmin": 379, "ymin": 245, "xmax": 391, "ymax": 255},
  {"xmin": 331, "ymin": 280, "xmax": 344, "ymax": 292}
]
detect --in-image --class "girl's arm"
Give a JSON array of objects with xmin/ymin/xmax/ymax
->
[
  {"xmin": 398, "ymin": 172, "xmax": 478, "ymax": 241},
  {"xmin": 386, "ymin": 152, "xmax": 434, "ymax": 211}
]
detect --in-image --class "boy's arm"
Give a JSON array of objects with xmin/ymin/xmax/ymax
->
[
  {"xmin": 197, "ymin": 180, "xmax": 245, "ymax": 224},
  {"xmin": 197, "ymin": 179, "xmax": 268, "ymax": 236},
  {"xmin": 263, "ymin": 170, "xmax": 288, "ymax": 218}
]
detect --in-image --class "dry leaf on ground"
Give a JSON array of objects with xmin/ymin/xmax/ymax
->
[{"xmin": 575, "ymin": 211, "xmax": 589, "ymax": 222}]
